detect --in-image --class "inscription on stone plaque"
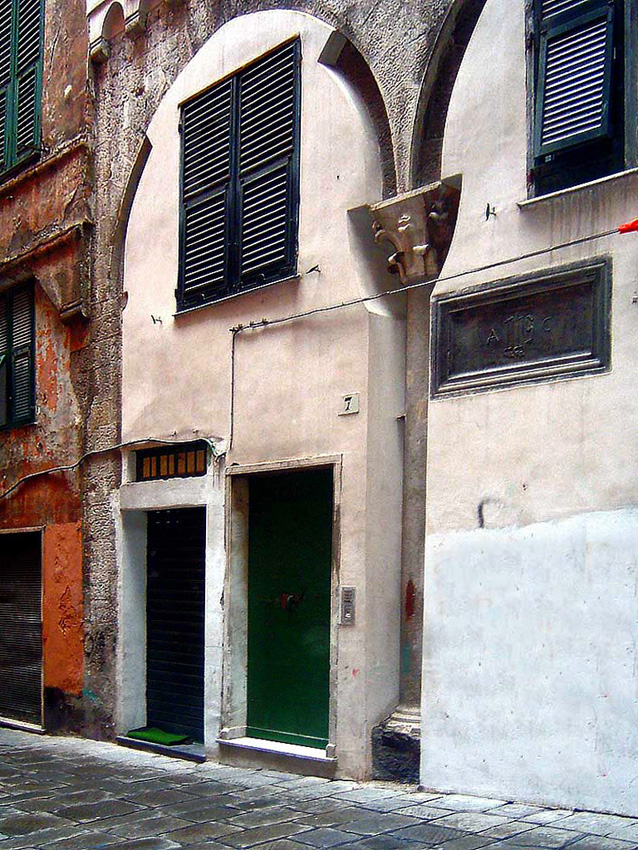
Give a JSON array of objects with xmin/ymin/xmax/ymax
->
[{"xmin": 432, "ymin": 259, "xmax": 610, "ymax": 396}]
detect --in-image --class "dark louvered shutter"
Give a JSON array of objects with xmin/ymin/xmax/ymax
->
[
  {"xmin": 535, "ymin": 0, "xmax": 615, "ymax": 158},
  {"xmin": 0, "ymin": 532, "xmax": 43, "ymax": 726},
  {"xmin": 15, "ymin": 0, "xmax": 42, "ymax": 162},
  {"xmin": 9, "ymin": 287, "xmax": 34, "ymax": 426},
  {"xmin": 179, "ymin": 80, "xmax": 233, "ymax": 308},
  {"xmin": 0, "ymin": 297, "xmax": 7, "ymax": 427},
  {"xmin": 0, "ymin": 3, "xmax": 11, "ymax": 173},
  {"xmin": 178, "ymin": 39, "xmax": 300, "ymax": 310},
  {"xmin": 238, "ymin": 41, "xmax": 299, "ymax": 289}
]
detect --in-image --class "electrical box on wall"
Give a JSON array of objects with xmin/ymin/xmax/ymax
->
[{"xmin": 340, "ymin": 586, "xmax": 356, "ymax": 625}]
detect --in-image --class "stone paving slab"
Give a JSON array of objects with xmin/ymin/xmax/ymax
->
[{"xmin": 0, "ymin": 729, "xmax": 637, "ymax": 849}]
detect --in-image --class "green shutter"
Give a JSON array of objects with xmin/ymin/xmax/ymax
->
[
  {"xmin": 180, "ymin": 79, "xmax": 232, "ymax": 308},
  {"xmin": 238, "ymin": 41, "xmax": 299, "ymax": 288},
  {"xmin": 10, "ymin": 288, "xmax": 34, "ymax": 425},
  {"xmin": 0, "ymin": 0, "xmax": 43, "ymax": 177},
  {"xmin": 0, "ymin": 3, "xmax": 12, "ymax": 173},
  {"xmin": 535, "ymin": 0, "xmax": 615, "ymax": 158},
  {"xmin": 15, "ymin": 0, "xmax": 42, "ymax": 163},
  {"xmin": 0, "ymin": 297, "xmax": 7, "ymax": 428},
  {"xmin": 178, "ymin": 39, "xmax": 300, "ymax": 309}
]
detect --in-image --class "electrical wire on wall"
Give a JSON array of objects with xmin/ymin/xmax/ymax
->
[
  {"xmin": 3, "ymin": 219, "xmax": 636, "ymax": 503},
  {"xmin": 0, "ymin": 437, "xmax": 221, "ymax": 503}
]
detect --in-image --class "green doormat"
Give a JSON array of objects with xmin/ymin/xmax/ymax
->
[{"xmin": 127, "ymin": 726, "xmax": 192, "ymax": 746}]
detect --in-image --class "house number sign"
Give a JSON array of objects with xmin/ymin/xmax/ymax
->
[{"xmin": 431, "ymin": 258, "xmax": 611, "ymax": 396}]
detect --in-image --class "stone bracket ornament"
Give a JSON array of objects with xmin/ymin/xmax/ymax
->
[
  {"xmin": 87, "ymin": 0, "xmax": 161, "ymax": 55},
  {"xmin": 370, "ymin": 179, "xmax": 461, "ymax": 284}
]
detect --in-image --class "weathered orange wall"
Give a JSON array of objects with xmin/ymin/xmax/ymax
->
[{"xmin": 42, "ymin": 522, "xmax": 83, "ymax": 695}]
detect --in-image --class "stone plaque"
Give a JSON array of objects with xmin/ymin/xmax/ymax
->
[{"xmin": 432, "ymin": 259, "xmax": 610, "ymax": 396}]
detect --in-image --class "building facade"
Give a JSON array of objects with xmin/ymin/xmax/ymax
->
[
  {"xmin": 72, "ymin": 0, "xmax": 638, "ymax": 816},
  {"xmin": 0, "ymin": 0, "xmax": 91, "ymax": 733}
]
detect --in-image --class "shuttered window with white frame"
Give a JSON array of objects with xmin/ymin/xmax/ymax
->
[
  {"xmin": 0, "ymin": 0, "xmax": 44, "ymax": 177},
  {"xmin": 534, "ymin": 0, "xmax": 617, "ymax": 159},
  {"xmin": 178, "ymin": 39, "xmax": 301, "ymax": 310},
  {"xmin": 0, "ymin": 284, "xmax": 35, "ymax": 430}
]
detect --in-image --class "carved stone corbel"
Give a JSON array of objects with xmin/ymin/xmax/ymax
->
[
  {"xmin": 125, "ymin": 9, "xmax": 147, "ymax": 38},
  {"xmin": 370, "ymin": 180, "xmax": 460, "ymax": 284},
  {"xmin": 89, "ymin": 37, "xmax": 110, "ymax": 64}
]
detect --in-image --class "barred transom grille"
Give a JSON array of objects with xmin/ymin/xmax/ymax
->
[
  {"xmin": 136, "ymin": 442, "xmax": 209, "ymax": 482},
  {"xmin": 178, "ymin": 40, "xmax": 300, "ymax": 310}
]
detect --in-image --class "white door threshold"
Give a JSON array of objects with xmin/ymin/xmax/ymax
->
[
  {"xmin": 0, "ymin": 717, "xmax": 44, "ymax": 734},
  {"xmin": 218, "ymin": 736, "xmax": 335, "ymax": 763}
]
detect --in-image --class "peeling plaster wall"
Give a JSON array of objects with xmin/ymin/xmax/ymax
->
[{"xmin": 0, "ymin": 0, "xmax": 91, "ymax": 733}]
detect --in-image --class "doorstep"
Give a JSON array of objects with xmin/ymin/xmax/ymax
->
[
  {"xmin": 217, "ymin": 736, "xmax": 337, "ymax": 778},
  {"xmin": 117, "ymin": 735, "xmax": 205, "ymax": 763},
  {"xmin": 0, "ymin": 717, "xmax": 45, "ymax": 734}
]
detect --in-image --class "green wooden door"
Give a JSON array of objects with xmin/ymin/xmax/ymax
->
[{"xmin": 247, "ymin": 469, "xmax": 333, "ymax": 749}]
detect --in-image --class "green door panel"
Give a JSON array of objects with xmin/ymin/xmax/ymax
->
[{"xmin": 247, "ymin": 469, "xmax": 333, "ymax": 749}]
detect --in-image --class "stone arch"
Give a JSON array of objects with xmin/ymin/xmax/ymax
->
[
  {"xmin": 318, "ymin": 31, "xmax": 397, "ymax": 199},
  {"xmin": 88, "ymin": 0, "xmax": 156, "ymax": 54},
  {"xmin": 101, "ymin": 2, "xmax": 125, "ymax": 39},
  {"xmin": 410, "ymin": 0, "xmax": 488, "ymax": 188}
]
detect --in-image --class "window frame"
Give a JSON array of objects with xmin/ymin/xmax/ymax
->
[
  {"xmin": 527, "ymin": 0, "xmax": 636, "ymax": 196},
  {"xmin": 0, "ymin": 282, "xmax": 36, "ymax": 431},
  {"xmin": 0, "ymin": 0, "xmax": 45, "ymax": 180},
  {"xmin": 176, "ymin": 38, "xmax": 301, "ymax": 312}
]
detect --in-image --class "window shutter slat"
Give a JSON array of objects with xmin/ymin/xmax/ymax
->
[
  {"xmin": 182, "ymin": 187, "xmax": 229, "ymax": 302},
  {"xmin": 2, "ymin": 286, "xmax": 34, "ymax": 428},
  {"xmin": 0, "ymin": 297, "xmax": 6, "ymax": 427},
  {"xmin": 541, "ymin": 0, "xmax": 589, "ymax": 19},
  {"xmin": 182, "ymin": 80, "xmax": 231, "ymax": 197},
  {"xmin": 11, "ymin": 288, "xmax": 33, "ymax": 347},
  {"xmin": 11, "ymin": 349, "xmax": 32, "ymax": 422},
  {"xmin": 238, "ymin": 42, "xmax": 298, "ymax": 287},
  {"xmin": 536, "ymin": 6, "xmax": 614, "ymax": 157},
  {"xmin": 16, "ymin": 66, "xmax": 37, "ymax": 156},
  {"xmin": 0, "ymin": 90, "xmax": 7, "ymax": 172},
  {"xmin": 17, "ymin": 0, "xmax": 42, "ymax": 72},
  {"xmin": 0, "ymin": 5, "xmax": 11, "ymax": 87}
]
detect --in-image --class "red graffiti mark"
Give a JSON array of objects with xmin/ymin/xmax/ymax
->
[
  {"xmin": 352, "ymin": 668, "xmax": 360, "ymax": 677},
  {"xmin": 405, "ymin": 580, "xmax": 417, "ymax": 621}
]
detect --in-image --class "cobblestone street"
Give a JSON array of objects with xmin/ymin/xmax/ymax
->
[{"xmin": 0, "ymin": 728, "xmax": 635, "ymax": 850}]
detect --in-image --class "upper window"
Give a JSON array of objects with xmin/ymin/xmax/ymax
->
[
  {"xmin": 0, "ymin": 0, "xmax": 44, "ymax": 178},
  {"xmin": 177, "ymin": 39, "xmax": 301, "ymax": 311},
  {"xmin": 0, "ymin": 284, "xmax": 35, "ymax": 430},
  {"xmin": 532, "ymin": 0, "xmax": 625, "ymax": 195}
]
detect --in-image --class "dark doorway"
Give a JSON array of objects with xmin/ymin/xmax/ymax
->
[
  {"xmin": 247, "ymin": 468, "xmax": 333, "ymax": 749},
  {"xmin": 0, "ymin": 531, "xmax": 42, "ymax": 725},
  {"xmin": 146, "ymin": 508, "xmax": 205, "ymax": 741}
]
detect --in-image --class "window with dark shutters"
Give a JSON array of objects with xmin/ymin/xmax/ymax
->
[
  {"xmin": 0, "ymin": 0, "xmax": 43, "ymax": 178},
  {"xmin": 0, "ymin": 285, "xmax": 35, "ymax": 430},
  {"xmin": 532, "ymin": 0, "xmax": 625, "ymax": 194},
  {"xmin": 178, "ymin": 39, "xmax": 300, "ymax": 310}
]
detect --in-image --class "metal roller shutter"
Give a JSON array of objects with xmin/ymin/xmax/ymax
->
[
  {"xmin": 146, "ymin": 508, "xmax": 205, "ymax": 742},
  {"xmin": 0, "ymin": 531, "xmax": 42, "ymax": 725}
]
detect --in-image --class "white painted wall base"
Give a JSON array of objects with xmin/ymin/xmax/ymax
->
[{"xmin": 421, "ymin": 507, "xmax": 638, "ymax": 815}]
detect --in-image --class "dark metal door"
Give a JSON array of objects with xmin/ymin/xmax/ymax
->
[
  {"xmin": 146, "ymin": 508, "xmax": 205, "ymax": 741},
  {"xmin": 247, "ymin": 469, "xmax": 333, "ymax": 749},
  {"xmin": 0, "ymin": 532, "xmax": 42, "ymax": 725}
]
